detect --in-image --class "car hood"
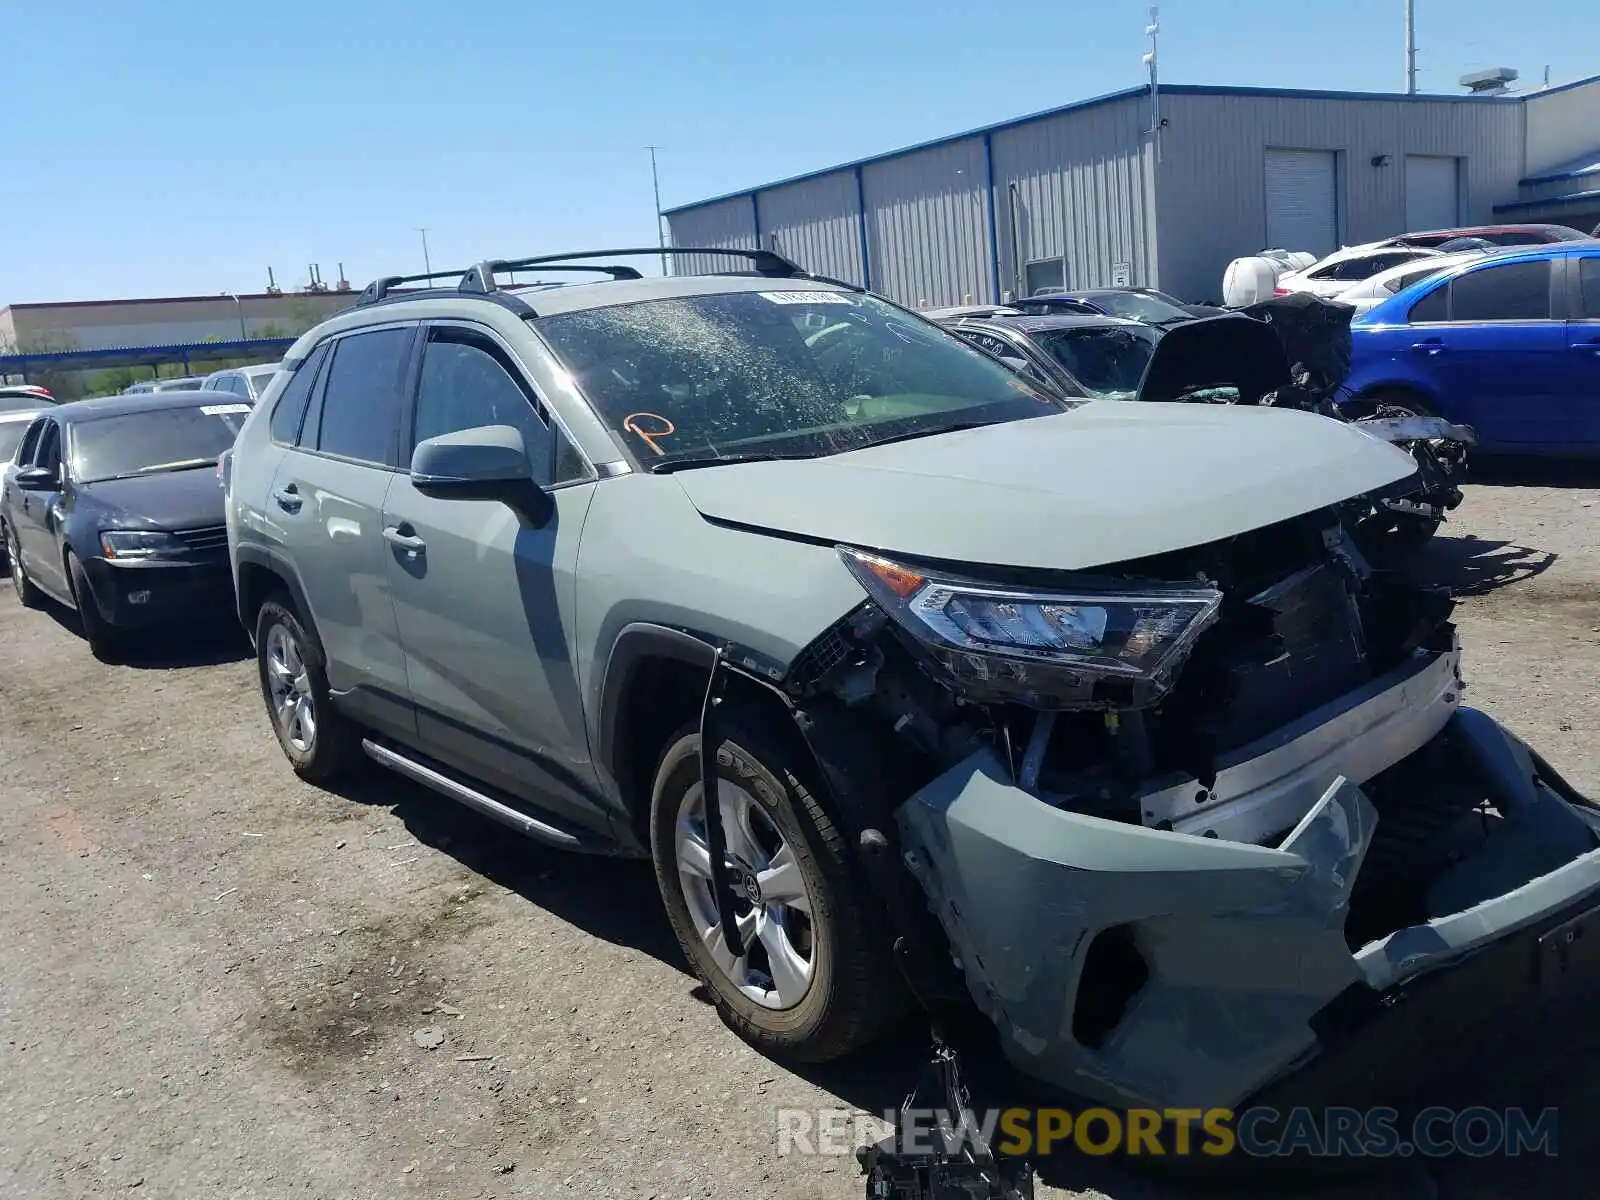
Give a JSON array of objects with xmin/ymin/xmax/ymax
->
[
  {"xmin": 672, "ymin": 403, "xmax": 1416, "ymax": 571},
  {"xmin": 77, "ymin": 468, "xmax": 225, "ymax": 531}
]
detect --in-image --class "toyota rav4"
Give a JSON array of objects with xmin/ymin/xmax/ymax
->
[{"xmin": 224, "ymin": 248, "xmax": 1600, "ymax": 1116}]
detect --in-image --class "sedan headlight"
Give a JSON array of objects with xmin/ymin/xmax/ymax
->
[
  {"xmin": 839, "ymin": 547, "xmax": 1222, "ymax": 709},
  {"xmin": 99, "ymin": 529, "xmax": 186, "ymax": 560}
]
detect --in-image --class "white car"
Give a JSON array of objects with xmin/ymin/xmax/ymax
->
[
  {"xmin": 1274, "ymin": 244, "xmax": 1445, "ymax": 298},
  {"xmin": 1332, "ymin": 250, "xmax": 1492, "ymax": 318},
  {"xmin": 0, "ymin": 406, "xmax": 48, "ymax": 568},
  {"xmin": 202, "ymin": 362, "xmax": 281, "ymax": 402}
]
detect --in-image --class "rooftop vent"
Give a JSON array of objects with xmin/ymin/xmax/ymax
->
[{"xmin": 1460, "ymin": 67, "xmax": 1518, "ymax": 96}]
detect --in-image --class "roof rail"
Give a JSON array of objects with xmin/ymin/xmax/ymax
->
[
  {"xmin": 356, "ymin": 268, "xmax": 475, "ymax": 307},
  {"xmin": 460, "ymin": 261, "xmax": 643, "ymax": 294},
  {"xmin": 462, "ymin": 246, "xmax": 810, "ymax": 292}
]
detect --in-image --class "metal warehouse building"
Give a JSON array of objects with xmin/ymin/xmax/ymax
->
[{"xmin": 665, "ymin": 75, "xmax": 1600, "ymax": 307}]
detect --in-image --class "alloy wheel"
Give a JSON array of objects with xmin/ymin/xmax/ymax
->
[
  {"xmin": 676, "ymin": 779, "xmax": 818, "ymax": 1011},
  {"xmin": 264, "ymin": 622, "xmax": 317, "ymax": 753}
]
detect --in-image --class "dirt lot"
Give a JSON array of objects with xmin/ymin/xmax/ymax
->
[{"xmin": 2, "ymin": 470, "xmax": 1599, "ymax": 1200}]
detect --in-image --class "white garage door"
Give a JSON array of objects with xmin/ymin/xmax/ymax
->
[
  {"xmin": 1405, "ymin": 155, "xmax": 1460, "ymax": 232},
  {"xmin": 1265, "ymin": 149, "xmax": 1339, "ymax": 256}
]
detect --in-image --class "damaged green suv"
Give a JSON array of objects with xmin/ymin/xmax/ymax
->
[{"xmin": 225, "ymin": 248, "xmax": 1600, "ymax": 1114}]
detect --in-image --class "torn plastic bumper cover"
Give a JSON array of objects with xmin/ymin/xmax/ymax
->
[{"xmin": 896, "ymin": 708, "xmax": 1600, "ymax": 1113}]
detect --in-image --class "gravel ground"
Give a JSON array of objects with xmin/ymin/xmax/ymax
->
[{"xmin": 2, "ymin": 470, "xmax": 1598, "ymax": 1200}]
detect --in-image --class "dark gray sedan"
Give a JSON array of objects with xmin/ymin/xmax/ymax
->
[{"xmin": 936, "ymin": 311, "xmax": 1163, "ymax": 401}]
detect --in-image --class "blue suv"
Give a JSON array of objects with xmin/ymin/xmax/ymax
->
[{"xmin": 1344, "ymin": 242, "xmax": 1600, "ymax": 454}]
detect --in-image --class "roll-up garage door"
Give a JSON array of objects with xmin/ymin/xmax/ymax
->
[
  {"xmin": 1405, "ymin": 155, "xmax": 1460, "ymax": 232},
  {"xmin": 1264, "ymin": 149, "xmax": 1338, "ymax": 256}
]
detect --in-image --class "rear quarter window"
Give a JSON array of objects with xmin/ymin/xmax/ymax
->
[{"xmin": 269, "ymin": 341, "xmax": 331, "ymax": 445}]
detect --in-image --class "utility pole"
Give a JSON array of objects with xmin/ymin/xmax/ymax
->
[
  {"xmin": 647, "ymin": 146, "xmax": 667, "ymax": 276},
  {"xmin": 1405, "ymin": 0, "xmax": 1418, "ymax": 94},
  {"xmin": 1143, "ymin": 8, "xmax": 1161, "ymax": 161},
  {"xmin": 416, "ymin": 228, "xmax": 433, "ymax": 275}
]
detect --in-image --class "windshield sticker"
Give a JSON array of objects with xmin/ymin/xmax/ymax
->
[
  {"xmin": 622, "ymin": 411, "xmax": 676, "ymax": 456},
  {"xmin": 758, "ymin": 291, "xmax": 854, "ymax": 305},
  {"xmin": 200, "ymin": 403, "xmax": 252, "ymax": 416}
]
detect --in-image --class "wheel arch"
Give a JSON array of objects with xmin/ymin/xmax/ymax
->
[
  {"xmin": 233, "ymin": 544, "xmax": 316, "ymax": 645},
  {"xmin": 596, "ymin": 623, "xmax": 802, "ymax": 846}
]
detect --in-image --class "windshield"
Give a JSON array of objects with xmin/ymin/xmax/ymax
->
[
  {"xmin": 1031, "ymin": 325, "xmax": 1161, "ymax": 399},
  {"xmin": 154, "ymin": 378, "xmax": 205, "ymax": 391},
  {"xmin": 70, "ymin": 404, "xmax": 250, "ymax": 482},
  {"xmin": 0, "ymin": 422, "xmax": 30, "ymax": 461},
  {"xmin": 532, "ymin": 290, "xmax": 1069, "ymax": 468},
  {"xmin": 0, "ymin": 395, "xmax": 52, "ymax": 414},
  {"xmin": 1079, "ymin": 291, "xmax": 1192, "ymax": 324}
]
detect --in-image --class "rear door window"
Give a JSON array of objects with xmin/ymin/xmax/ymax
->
[
  {"xmin": 270, "ymin": 341, "xmax": 331, "ymax": 445},
  {"xmin": 307, "ymin": 327, "xmax": 415, "ymax": 466},
  {"xmin": 1407, "ymin": 283, "xmax": 1449, "ymax": 323},
  {"xmin": 1448, "ymin": 260, "xmax": 1551, "ymax": 321}
]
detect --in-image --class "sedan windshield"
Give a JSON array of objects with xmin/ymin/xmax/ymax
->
[
  {"xmin": 70, "ymin": 405, "xmax": 250, "ymax": 482},
  {"xmin": 0, "ymin": 422, "xmax": 31, "ymax": 461},
  {"xmin": 1031, "ymin": 325, "xmax": 1161, "ymax": 400},
  {"xmin": 0, "ymin": 395, "xmax": 54, "ymax": 414},
  {"xmin": 533, "ymin": 290, "xmax": 1068, "ymax": 468},
  {"xmin": 1078, "ymin": 291, "xmax": 1192, "ymax": 324}
]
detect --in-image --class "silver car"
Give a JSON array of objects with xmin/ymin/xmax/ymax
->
[
  {"xmin": 224, "ymin": 248, "xmax": 1600, "ymax": 1119},
  {"xmin": 202, "ymin": 362, "xmax": 280, "ymax": 402}
]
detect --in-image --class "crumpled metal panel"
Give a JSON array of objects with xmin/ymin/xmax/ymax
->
[{"xmin": 897, "ymin": 748, "xmax": 1377, "ymax": 1110}]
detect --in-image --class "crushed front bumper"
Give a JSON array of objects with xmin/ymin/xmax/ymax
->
[{"xmin": 896, "ymin": 684, "xmax": 1600, "ymax": 1113}]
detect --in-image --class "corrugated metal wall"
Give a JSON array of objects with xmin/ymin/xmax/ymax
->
[
  {"xmin": 1524, "ymin": 77, "xmax": 1600, "ymax": 176},
  {"xmin": 861, "ymin": 139, "xmax": 991, "ymax": 307},
  {"xmin": 990, "ymin": 96, "xmax": 1153, "ymax": 299},
  {"xmin": 758, "ymin": 172, "xmax": 866, "ymax": 285},
  {"xmin": 663, "ymin": 196, "xmax": 756, "ymax": 275},
  {"xmin": 1153, "ymin": 93, "xmax": 1525, "ymax": 302}
]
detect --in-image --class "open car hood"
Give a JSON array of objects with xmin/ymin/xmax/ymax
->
[
  {"xmin": 671, "ymin": 402, "xmax": 1417, "ymax": 572},
  {"xmin": 1138, "ymin": 295, "xmax": 1355, "ymax": 405}
]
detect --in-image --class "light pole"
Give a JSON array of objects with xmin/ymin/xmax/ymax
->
[
  {"xmin": 226, "ymin": 293, "xmax": 247, "ymax": 340},
  {"xmin": 647, "ymin": 146, "xmax": 667, "ymax": 276},
  {"xmin": 417, "ymin": 228, "xmax": 433, "ymax": 275}
]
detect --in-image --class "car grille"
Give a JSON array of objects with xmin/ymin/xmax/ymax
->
[{"xmin": 173, "ymin": 524, "xmax": 229, "ymax": 553}]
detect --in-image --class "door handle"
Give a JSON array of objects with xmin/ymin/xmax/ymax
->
[
  {"xmin": 383, "ymin": 524, "xmax": 426, "ymax": 553},
  {"xmin": 272, "ymin": 484, "xmax": 302, "ymax": 513},
  {"xmin": 1570, "ymin": 340, "xmax": 1600, "ymax": 355},
  {"xmin": 1410, "ymin": 339, "xmax": 1446, "ymax": 356}
]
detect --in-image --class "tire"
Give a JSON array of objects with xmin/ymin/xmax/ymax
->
[
  {"xmin": 6, "ymin": 525, "xmax": 42, "ymax": 609},
  {"xmin": 650, "ymin": 717, "xmax": 902, "ymax": 1063},
  {"xmin": 66, "ymin": 552, "xmax": 121, "ymax": 661},
  {"xmin": 254, "ymin": 593, "xmax": 363, "ymax": 783}
]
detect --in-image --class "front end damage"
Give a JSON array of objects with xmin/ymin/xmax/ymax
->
[{"xmin": 784, "ymin": 508, "xmax": 1600, "ymax": 1113}]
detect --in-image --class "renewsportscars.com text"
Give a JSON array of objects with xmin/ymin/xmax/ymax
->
[{"xmin": 777, "ymin": 1105, "xmax": 1559, "ymax": 1159}]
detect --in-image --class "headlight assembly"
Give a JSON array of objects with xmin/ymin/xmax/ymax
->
[
  {"xmin": 99, "ymin": 529, "xmax": 187, "ymax": 560},
  {"xmin": 839, "ymin": 547, "xmax": 1222, "ymax": 709}
]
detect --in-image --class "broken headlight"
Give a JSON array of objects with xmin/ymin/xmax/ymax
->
[{"xmin": 840, "ymin": 547, "xmax": 1222, "ymax": 709}]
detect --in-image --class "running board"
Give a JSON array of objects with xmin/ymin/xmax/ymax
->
[{"xmin": 361, "ymin": 738, "xmax": 584, "ymax": 849}]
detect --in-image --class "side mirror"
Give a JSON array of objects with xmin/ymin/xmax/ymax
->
[
  {"xmin": 998, "ymin": 355, "xmax": 1030, "ymax": 373},
  {"xmin": 410, "ymin": 425, "xmax": 554, "ymax": 527},
  {"xmin": 14, "ymin": 466, "xmax": 59, "ymax": 492}
]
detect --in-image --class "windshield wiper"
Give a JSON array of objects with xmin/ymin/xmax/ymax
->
[
  {"xmin": 92, "ymin": 459, "xmax": 219, "ymax": 482},
  {"xmin": 649, "ymin": 451, "xmax": 820, "ymax": 474},
  {"xmin": 851, "ymin": 419, "xmax": 1012, "ymax": 451}
]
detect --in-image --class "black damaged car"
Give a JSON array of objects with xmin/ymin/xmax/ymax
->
[{"xmin": 1, "ymin": 391, "xmax": 251, "ymax": 659}]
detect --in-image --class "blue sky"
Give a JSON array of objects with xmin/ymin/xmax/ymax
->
[{"xmin": 1, "ymin": 0, "xmax": 1593, "ymax": 303}]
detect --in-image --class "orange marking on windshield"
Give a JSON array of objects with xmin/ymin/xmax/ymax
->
[{"xmin": 622, "ymin": 412, "xmax": 676, "ymax": 456}]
